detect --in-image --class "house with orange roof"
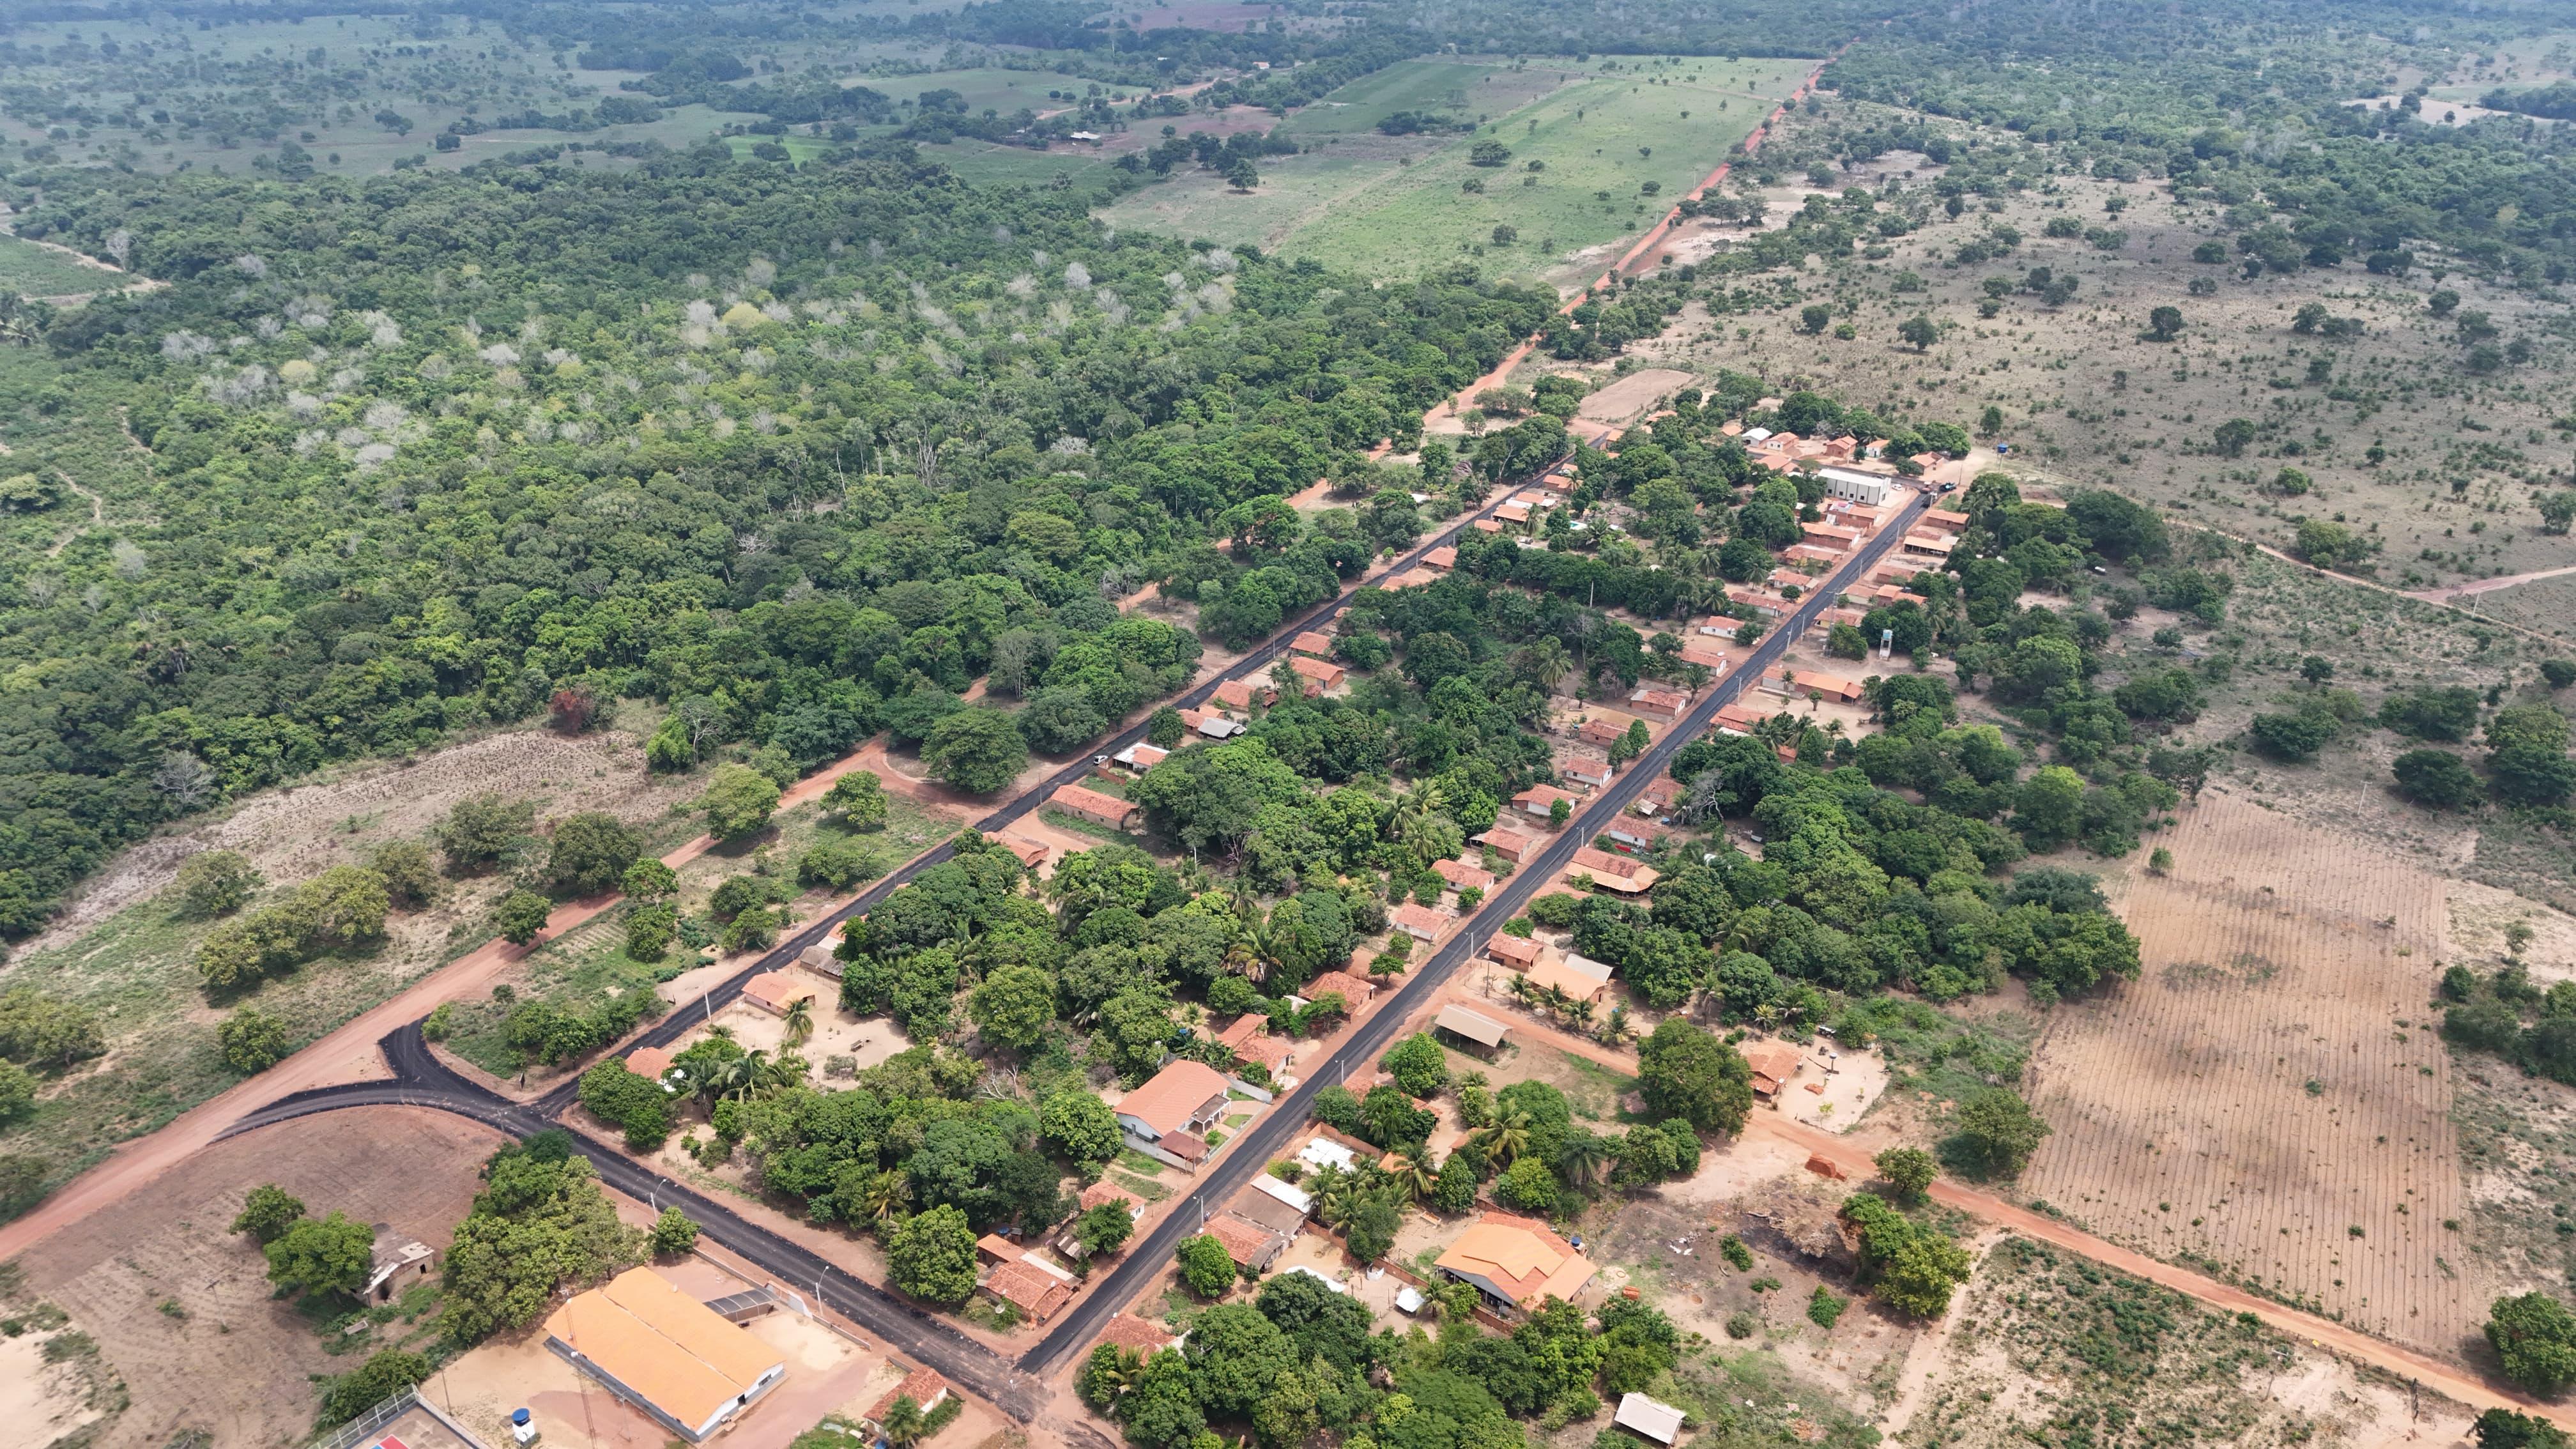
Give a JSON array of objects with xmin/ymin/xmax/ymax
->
[
  {"xmin": 1291, "ymin": 630, "xmax": 1335, "ymax": 657},
  {"xmin": 742, "ymin": 972, "xmax": 813, "ymax": 1017},
  {"xmin": 1790, "ymin": 670, "xmax": 1864, "ymax": 702},
  {"xmin": 1092, "ymin": 1316, "xmax": 1181, "ymax": 1358},
  {"xmin": 1510, "ymin": 784, "xmax": 1579, "ymax": 822},
  {"xmin": 1051, "ymin": 783, "xmax": 1142, "ymax": 831},
  {"xmin": 1627, "ymin": 685, "xmax": 1691, "ymax": 719},
  {"xmin": 1572, "ymin": 846, "xmax": 1659, "ymax": 894},
  {"xmin": 1477, "ymin": 826, "xmax": 1540, "ymax": 863},
  {"xmin": 1178, "ymin": 706, "xmax": 1245, "ymax": 739},
  {"xmin": 544, "ymin": 1268, "xmax": 787, "ymax": 1443},
  {"xmin": 1521, "ymin": 956, "xmax": 1609, "ymax": 1005},
  {"xmin": 1289, "ymin": 656, "xmax": 1346, "ymax": 694},
  {"xmin": 1116, "ymin": 1059, "xmax": 1229, "ymax": 1144},
  {"xmin": 1423, "ymin": 545, "xmax": 1458, "ymax": 570},
  {"xmin": 1679, "ymin": 638, "xmax": 1731, "ymax": 670},
  {"xmin": 1724, "ymin": 586, "xmax": 1790, "ymax": 618},
  {"xmin": 1784, "ymin": 542, "xmax": 1848, "ymax": 566},
  {"xmin": 1558, "ymin": 755, "xmax": 1613, "ymax": 791},
  {"xmin": 1303, "ymin": 968, "xmax": 1379, "ymax": 1006},
  {"xmin": 1215, "ymin": 1013, "xmax": 1294, "ymax": 1077},
  {"xmin": 1494, "ymin": 500, "xmax": 1532, "ymax": 525},
  {"xmin": 1578, "ymin": 713, "xmax": 1642, "ymax": 749},
  {"xmin": 1390, "ymin": 903, "xmax": 1450, "ymax": 943},
  {"xmin": 1744, "ymin": 1040, "xmax": 1807, "ymax": 1099},
  {"xmin": 981, "ymin": 1261, "xmax": 1072, "ymax": 1324},
  {"xmin": 1433, "ymin": 1212, "xmax": 1597, "ymax": 1317},
  {"xmin": 1920, "ymin": 507, "xmax": 1970, "ymax": 532},
  {"xmin": 1473, "ymin": 517, "xmax": 1504, "ymax": 533},
  {"xmin": 1212, "ymin": 678, "xmax": 1275, "ymax": 712},
  {"xmin": 1801, "ymin": 521, "xmax": 1862, "ymax": 548},
  {"xmin": 994, "ymin": 834, "xmax": 1052, "ymax": 870},
  {"xmin": 1206, "ymin": 1214, "xmax": 1289, "ymax": 1274},
  {"xmin": 1432, "ymin": 857, "xmax": 1496, "ymax": 893},
  {"xmin": 1484, "ymin": 932, "xmax": 1546, "ymax": 970},
  {"xmin": 1767, "ymin": 567, "xmax": 1811, "ymax": 591},
  {"xmin": 627, "ymin": 1045, "xmax": 677, "ymax": 1085},
  {"xmin": 869, "ymin": 1367, "xmax": 950, "ymax": 1424}
]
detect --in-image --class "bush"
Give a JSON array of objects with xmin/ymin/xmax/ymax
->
[
  {"xmin": 438, "ymin": 792, "xmax": 535, "ymax": 871},
  {"xmin": 2393, "ymin": 749, "xmax": 2482, "ymax": 809},
  {"xmin": 1874, "ymin": 1146, "xmax": 1936, "ymax": 1204},
  {"xmin": 318, "ymin": 1349, "xmax": 431, "ymax": 1427},
  {"xmin": 2248, "ymin": 707, "xmax": 2336, "ymax": 761},
  {"xmin": 823, "ymin": 770, "xmax": 889, "ymax": 829},
  {"xmin": 372, "ymin": 841, "xmax": 440, "ymax": 908},
  {"xmin": 1807, "ymin": 1286, "xmax": 1848, "ymax": 1328},
  {"xmin": 799, "ymin": 838, "xmax": 882, "ymax": 891},
  {"xmin": 648, "ymin": 1206, "xmax": 699, "ymax": 1259},
  {"xmin": 1381, "ymin": 1032, "xmax": 1449, "ymax": 1098},
  {"xmin": 1311, "ymin": 1084, "xmax": 1362, "ymax": 1134},
  {"xmin": 1494, "ymin": 1154, "xmax": 1560, "ymax": 1213},
  {"xmin": 2543, "ymin": 660, "xmax": 2576, "ymax": 691},
  {"xmin": 700, "ymin": 762, "xmax": 783, "ymax": 841},
  {"xmin": 547, "ymin": 812, "xmax": 642, "ymax": 895},
  {"xmin": 218, "ymin": 1008, "xmax": 293, "ymax": 1073},
  {"xmin": 1724, "ymin": 1311, "xmax": 1757, "ymax": 1338},
  {"xmin": 176, "ymin": 850, "xmax": 263, "ymax": 917},
  {"xmin": 625, "ymin": 902, "xmax": 678, "ymax": 962},
  {"xmin": 230, "ymin": 1183, "xmax": 306, "ymax": 1243}
]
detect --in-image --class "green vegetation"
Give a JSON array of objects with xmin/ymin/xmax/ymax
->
[{"xmin": 440, "ymin": 1135, "xmax": 644, "ymax": 1344}]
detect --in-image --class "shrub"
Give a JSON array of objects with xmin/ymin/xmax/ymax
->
[
  {"xmin": 1176, "ymin": 1232, "xmax": 1237, "ymax": 1296},
  {"xmin": 1807, "ymin": 1286, "xmax": 1848, "ymax": 1328},
  {"xmin": 1494, "ymin": 1155, "xmax": 1560, "ymax": 1213},
  {"xmin": 231, "ymin": 1183, "xmax": 306, "ymax": 1243},
  {"xmin": 2393, "ymin": 749, "xmax": 2481, "ymax": 809},
  {"xmin": 1947, "ymin": 1088, "xmax": 2051, "ymax": 1178},
  {"xmin": 2489, "ymin": 1291, "xmax": 2576, "ymax": 1395},
  {"xmin": 218, "ymin": 1008, "xmax": 293, "ymax": 1073},
  {"xmin": 176, "ymin": 850, "xmax": 263, "ymax": 917},
  {"xmin": 1874, "ymin": 1146, "xmax": 1936, "ymax": 1204},
  {"xmin": 799, "ymin": 838, "xmax": 882, "ymax": 890},
  {"xmin": 494, "ymin": 889, "xmax": 552, "ymax": 946},
  {"xmin": 547, "ymin": 811, "xmax": 642, "ymax": 896},
  {"xmin": 648, "ymin": 1206, "xmax": 699, "ymax": 1259}
]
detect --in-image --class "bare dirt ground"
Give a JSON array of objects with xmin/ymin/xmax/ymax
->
[
  {"xmin": 2020, "ymin": 788, "xmax": 2473, "ymax": 1354},
  {"xmin": 1571, "ymin": 367, "xmax": 1696, "ymax": 425},
  {"xmin": 13, "ymin": 1105, "xmax": 505, "ymax": 1449}
]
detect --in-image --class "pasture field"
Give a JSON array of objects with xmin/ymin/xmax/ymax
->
[
  {"xmin": 1274, "ymin": 57, "xmax": 1584, "ymax": 137},
  {"xmin": 856, "ymin": 65, "xmax": 1106, "ymax": 112},
  {"xmin": 2019, "ymin": 789, "xmax": 2472, "ymax": 1353},
  {"xmin": 1101, "ymin": 61, "xmax": 1803, "ymax": 282}
]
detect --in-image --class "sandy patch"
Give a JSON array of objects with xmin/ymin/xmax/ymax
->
[{"xmin": 1571, "ymin": 367, "xmax": 1697, "ymax": 424}]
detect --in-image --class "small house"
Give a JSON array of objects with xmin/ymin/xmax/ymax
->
[
  {"xmin": 797, "ymin": 943, "xmax": 845, "ymax": 979},
  {"xmin": 1800, "ymin": 521, "xmax": 1862, "ymax": 548},
  {"xmin": 870, "ymin": 1367, "xmax": 950, "ymax": 1423},
  {"xmin": 1627, "ymin": 686, "xmax": 1691, "ymax": 719},
  {"xmin": 1713, "ymin": 702, "xmax": 1765, "ymax": 737},
  {"xmin": 1679, "ymin": 638, "xmax": 1731, "ymax": 670},
  {"xmin": 1521, "ymin": 958, "xmax": 1608, "ymax": 1006},
  {"xmin": 1212, "ymin": 678, "xmax": 1275, "ymax": 712},
  {"xmin": 1051, "ymin": 783, "xmax": 1144, "ymax": 831},
  {"xmin": 1423, "ymin": 545, "xmax": 1459, "ymax": 571},
  {"xmin": 1920, "ymin": 507, "xmax": 1970, "ymax": 533},
  {"xmin": 981, "ymin": 1261, "xmax": 1072, "ymax": 1324},
  {"xmin": 1181, "ymin": 707, "xmax": 1245, "ymax": 739},
  {"xmin": 1110, "ymin": 742, "xmax": 1169, "ymax": 773},
  {"xmin": 1571, "ymin": 847, "xmax": 1659, "ymax": 894},
  {"xmin": 1510, "ymin": 784, "xmax": 1579, "ymax": 823},
  {"xmin": 1431, "ymin": 857, "xmax": 1496, "ymax": 893},
  {"xmin": 1289, "ymin": 656, "xmax": 1347, "ymax": 694},
  {"xmin": 1206, "ymin": 1214, "xmax": 1289, "ymax": 1275},
  {"xmin": 995, "ymin": 834, "xmax": 1052, "ymax": 870},
  {"xmin": 1305, "ymin": 969, "xmax": 1380, "ymax": 1006},
  {"xmin": 365, "ymin": 1236, "xmax": 436, "ymax": 1303},
  {"xmin": 1216, "ymin": 1014, "xmax": 1294, "ymax": 1077},
  {"xmin": 1478, "ymin": 827, "xmax": 1540, "ymax": 864},
  {"xmin": 1291, "ymin": 630, "xmax": 1337, "ymax": 657},
  {"xmin": 1614, "ymin": 1393, "xmax": 1689, "ymax": 1445},
  {"xmin": 741, "ymin": 972, "xmax": 814, "ymax": 1018},
  {"xmin": 627, "ymin": 1045, "xmax": 677, "ymax": 1086},
  {"xmin": 1484, "ymin": 933, "xmax": 1546, "ymax": 971},
  {"xmin": 1745, "ymin": 1041, "xmax": 1805, "ymax": 1099},
  {"xmin": 1094, "ymin": 1316, "xmax": 1181, "ymax": 1358},
  {"xmin": 1789, "ymin": 670, "xmax": 1864, "ymax": 702},
  {"xmin": 544, "ymin": 1268, "xmax": 786, "ymax": 1443},
  {"xmin": 1390, "ymin": 903, "xmax": 1450, "ymax": 944},
  {"xmin": 1558, "ymin": 755, "xmax": 1612, "ymax": 791}
]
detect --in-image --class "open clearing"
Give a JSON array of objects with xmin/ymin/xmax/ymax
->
[
  {"xmin": 1101, "ymin": 61, "xmax": 1801, "ymax": 283},
  {"xmin": 0, "ymin": 232, "xmax": 133, "ymax": 297},
  {"xmin": 13, "ymin": 1105, "xmax": 504, "ymax": 1449},
  {"xmin": 2020, "ymin": 790, "xmax": 2472, "ymax": 1353}
]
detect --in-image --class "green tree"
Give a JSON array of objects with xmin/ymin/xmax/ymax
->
[
  {"xmin": 2490, "ymin": 1292, "xmax": 2576, "ymax": 1395},
  {"xmin": 1841, "ymin": 1193, "xmax": 1972, "ymax": 1317},
  {"xmin": 1176, "ymin": 1232, "xmax": 1238, "ymax": 1296},
  {"xmin": 0, "ymin": 1060, "xmax": 33, "ymax": 1122},
  {"xmin": 547, "ymin": 812, "xmax": 642, "ymax": 895},
  {"xmin": 438, "ymin": 793, "xmax": 536, "ymax": 872},
  {"xmin": 0, "ymin": 1154, "xmax": 44, "ymax": 1220},
  {"xmin": 823, "ymin": 770, "xmax": 889, "ymax": 829},
  {"xmin": 2012, "ymin": 765, "xmax": 2087, "ymax": 849},
  {"xmin": 1225, "ymin": 157, "xmax": 1259, "ymax": 191},
  {"xmin": 1897, "ymin": 314, "xmax": 1939, "ymax": 351},
  {"xmin": 1381, "ymin": 1031, "xmax": 1450, "ymax": 1098},
  {"xmin": 925, "ymin": 709, "xmax": 1030, "ymax": 795},
  {"xmin": 372, "ymin": 841, "xmax": 440, "ymax": 908},
  {"xmin": 176, "ymin": 850, "xmax": 263, "ymax": 917},
  {"xmin": 2540, "ymin": 491, "xmax": 2576, "ymax": 537},
  {"xmin": 441, "ymin": 1149, "xmax": 643, "ymax": 1344},
  {"xmin": 621, "ymin": 856, "xmax": 679, "ymax": 902},
  {"xmin": 1041, "ymin": 1090, "xmax": 1122, "ymax": 1167},
  {"xmin": 1800, "ymin": 303, "xmax": 1832, "ymax": 333},
  {"xmin": 265, "ymin": 1210, "xmax": 374, "ymax": 1300},
  {"xmin": 1948, "ymin": 1087, "xmax": 2051, "ymax": 1177},
  {"xmin": 2475, "ymin": 1409, "xmax": 2573, "ymax": 1449},
  {"xmin": 887, "ymin": 1204, "xmax": 981, "ymax": 1305},
  {"xmin": 2393, "ymin": 749, "xmax": 2481, "ymax": 809},
  {"xmin": 0, "ymin": 989, "xmax": 103, "ymax": 1070},
  {"xmin": 2212, "ymin": 418, "xmax": 2257, "ymax": 456},
  {"xmin": 1874, "ymin": 1146, "xmax": 1937, "ymax": 1204},
  {"xmin": 231, "ymin": 1183, "xmax": 306, "ymax": 1243},
  {"xmin": 218, "ymin": 1008, "xmax": 293, "ymax": 1073},
  {"xmin": 648, "ymin": 1206, "xmax": 699, "ymax": 1259},
  {"xmin": 970, "ymin": 964, "xmax": 1057, "ymax": 1051},
  {"xmin": 1073, "ymin": 1201, "xmax": 1134, "ymax": 1257},
  {"xmin": 1432, "ymin": 1150, "xmax": 1478, "ymax": 1212},
  {"xmin": 2144, "ymin": 305, "xmax": 2183, "ymax": 341},
  {"xmin": 493, "ymin": 889, "xmax": 552, "ymax": 946},
  {"xmin": 625, "ymin": 903, "xmax": 677, "ymax": 962},
  {"xmin": 700, "ymin": 762, "xmax": 783, "ymax": 841},
  {"xmin": 1494, "ymin": 1154, "xmax": 1560, "ymax": 1213},
  {"xmin": 1637, "ymin": 1017, "xmax": 1751, "ymax": 1134}
]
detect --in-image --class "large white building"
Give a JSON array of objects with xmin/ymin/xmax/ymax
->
[{"xmin": 1816, "ymin": 466, "xmax": 1899, "ymax": 507}]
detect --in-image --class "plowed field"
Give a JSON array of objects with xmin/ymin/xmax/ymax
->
[{"xmin": 2021, "ymin": 790, "xmax": 2471, "ymax": 1353}]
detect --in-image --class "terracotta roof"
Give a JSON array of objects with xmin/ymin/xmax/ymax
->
[
  {"xmin": 995, "ymin": 834, "xmax": 1052, "ymax": 868},
  {"xmin": 1745, "ymin": 1041, "xmax": 1805, "ymax": 1095},
  {"xmin": 1291, "ymin": 631, "xmax": 1335, "ymax": 657},
  {"xmin": 1434, "ymin": 1212, "xmax": 1595, "ymax": 1306},
  {"xmin": 1206, "ymin": 1214, "xmax": 1282, "ymax": 1267},
  {"xmin": 626, "ymin": 1045, "xmax": 675, "ymax": 1082},
  {"xmin": 1715, "ymin": 702, "xmax": 1765, "ymax": 733},
  {"xmin": 1512, "ymin": 784, "xmax": 1577, "ymax": 812},
  {"xmin": 985, "ymin": 1261, "xmax": 1072, "ymax": 1322},
  {"xmin": 1212, "ymin": 678, "xmax": 1261, "ymax": 710},
  {"xmin": 1790, "ymin": 670, "xmax": 1864, "ymax": 701},
  {"xmin": 870, "ymin": 1367, "xmax": 950, "ymax": 1422},
  {"xmin": 1289, "ymin": 656, "xmax": 1344, "ymax": 684},
  {"xmin": 1158, "ymin": 1129, "xmax": 1210, "ymax": 1162},
  {"xmin": 1094, "ymin": 1315, "xmax": 1179, "ymax": 1357},
  {"xmin": 1052, "ymin": 783, "xmax": 1138, "ymax": 825},
  {"xmin": 742, "ymin": 972, "xmax": 813, "ymax": 1013},
  {"xmin": 1572, "ymin": 846, "xmax": 1645, "ymax": 879},
  {"xmin": 1432, "ymin": 857, "xmax": 1496, "ymax": 892},
  {"xmin": 1391, "ymin": 903, "xmax": 1449, "ymax": 940},
  {"xmin": 1118, "ymin": 1059, "xmax": 1229, "ymax": 1138},
  {"xmin": 1424, "ymin": 545, "xmax": 1458, "ymax": 569},
  {"xmin": 1080, "ymin": 1180, "xmax": 1140, "ymax": 1216},
  {"xmin": 1522, "ymin": 957, "xmax": 1609, "ymax": 1002},
  {"xmin": 1305, "ymin": 969, "xmax": 1378, "ymax": 1004},
  {"xmin": 544, "ymin": 1269, "xmax": 783, "ymax": 1435},
  {"xmin": 1485, "ymin": 933, "xmax": 1545, "ymax": 967},
  {"xmin": 1480, "ymin": 826, "xmax": 1540, "ymax": 860},
  {"xmin": 977, "ymin": 1232, "xmax": 1020, "ymax": 1263}
]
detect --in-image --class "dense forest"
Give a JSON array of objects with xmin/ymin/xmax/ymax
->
[{"xmin": 0, "ymin": 141, "xmax": 1549, "ymax": 936}]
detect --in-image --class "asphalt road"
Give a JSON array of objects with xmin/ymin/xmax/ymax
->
[
  {"xmin": 539, "ymin": 476, "xmax": 1535, "ymax": 1119},
  {"xmin": 222, "ymin": 1025, "xmax": 1052, "ymax": 1420},
  {"xmin": 221, "ymin": 484, "xmax": 1929, "ymax": 1417},
  {"xmin": 1015, "ymin": 488, "xmax": 1932, "ymax": 1374}
]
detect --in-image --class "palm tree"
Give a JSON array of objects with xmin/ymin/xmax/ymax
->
[
  {"xmin": 1086, "ymin": 1345, "xmax": 1145, "ymax": 1408},
  {"xmin": 1384, "ymin": 1152, "xmax": 1437, "ymax": 1204},
  {"xmin": 859, "ymin": 1169, "xmax": 911, "ymax": 1225},
  {"xmin": 1512, "ymin": 638, "xmax": 1572, "ymax": 694},
  {"xmin": 880, "ymin": 1395, "xmax": 928, "ymax": 1448},
  {"xmin": 782, "ymin": 998, "xmax": 814, "ymax": 1048},
  {"xmin": 1556, "ymin": 1133, "xmax": 1611, "ymax": 1190},
  {"xmin": 720, "ymin": 1048, "xmax": 778, "ymax": 1103},
  {"xmin": 1391, "ymin": 782, "xmax": 1449, "ymax": 845},
  {"xmin": 1309, "ymin": 1165, "xmax": 1356, "ymax": 1228},
  {"xmin": 1475, "ymin": 1106, "xmax": 1535, "ymax": 1167}
]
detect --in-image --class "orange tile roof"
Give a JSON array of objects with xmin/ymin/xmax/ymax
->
[
  {"xmin": 544, "ymin": 1269, "xmax": 783, "ymax": 1434},
  {"xmin": 1522, "ymin": 957, "xmax": 1609, "ymax": 1002},
  {"xmin": 1094, "ymin": 1315, "xmax": 1179, "ymax": 1357},
  {"xmin": 985, "ymin": 1261, "xmax": 1072, "ymax": 1321},
  {"xmin": 1432, "ymin": 857, "xmax": 1496, "ymax": 892},
  {"xmin": 1291, "ymin": 631, "xmax": 1335, "ymax": 657},
  {"xmin": 743, "ymin": 971, "xmax": 813, "ymax": 1013},
  {"xmin": 1206, "ymin": 1214, "xmax": 1281, "ymax": 1266},
  {"xmin": 1424, "ymin": 545, "xmax": 1458, "ymax": 569},
  {"xmin": 1572, "ymin": 846, "xmax": 1644, "ymax": 878},
  {"xmin": 1080, "ymin": 1180, "xmax": 1140, "ymax": 1215},
  {"xmin": 1305, "ymin": 969, "xmax": 1379, "ymax": 1003},
  {"xmin": 1434, "ymin": 1212, "xmax": 1595, "ymax": 1307},
  {"xmin": 1117, "ymin": 1059, "xmax": 1229, "ymax": 1137},
  {"xmin": 870, "ymin": 1367, "xmax": 949, "ymax": 1422},
  {"xmin": 1485, "ymin": 932, "xmax": 1544, "ymax": 967},
  {"xmin": 1051, "ymin": 783, "xmax": 1138, "ymax": 826}
]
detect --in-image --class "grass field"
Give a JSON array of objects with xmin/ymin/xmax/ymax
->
[
  {"xmin": 0, "ymin": 235, "xmax": 126, "ymax": 297},
  {"xmin": 1275, "ymin": 58, "xmax": 1584, "ymax": 137},
  {"xmin": 859, "ymin": 65, "xmax": 1107, "ymax": 112},
  {"xmin": 1101, "ymin": 61, "xmax": 1802, "ymax": 282}
]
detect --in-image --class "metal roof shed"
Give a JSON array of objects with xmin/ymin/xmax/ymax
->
[
  {"xmin": 1616, "ymin": 1393, "xmax": 1689, "ymax": 1445},
  {"xmin": 1433, "ymin": 1004, "xmax": 1510, "ymax": 1050}
]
